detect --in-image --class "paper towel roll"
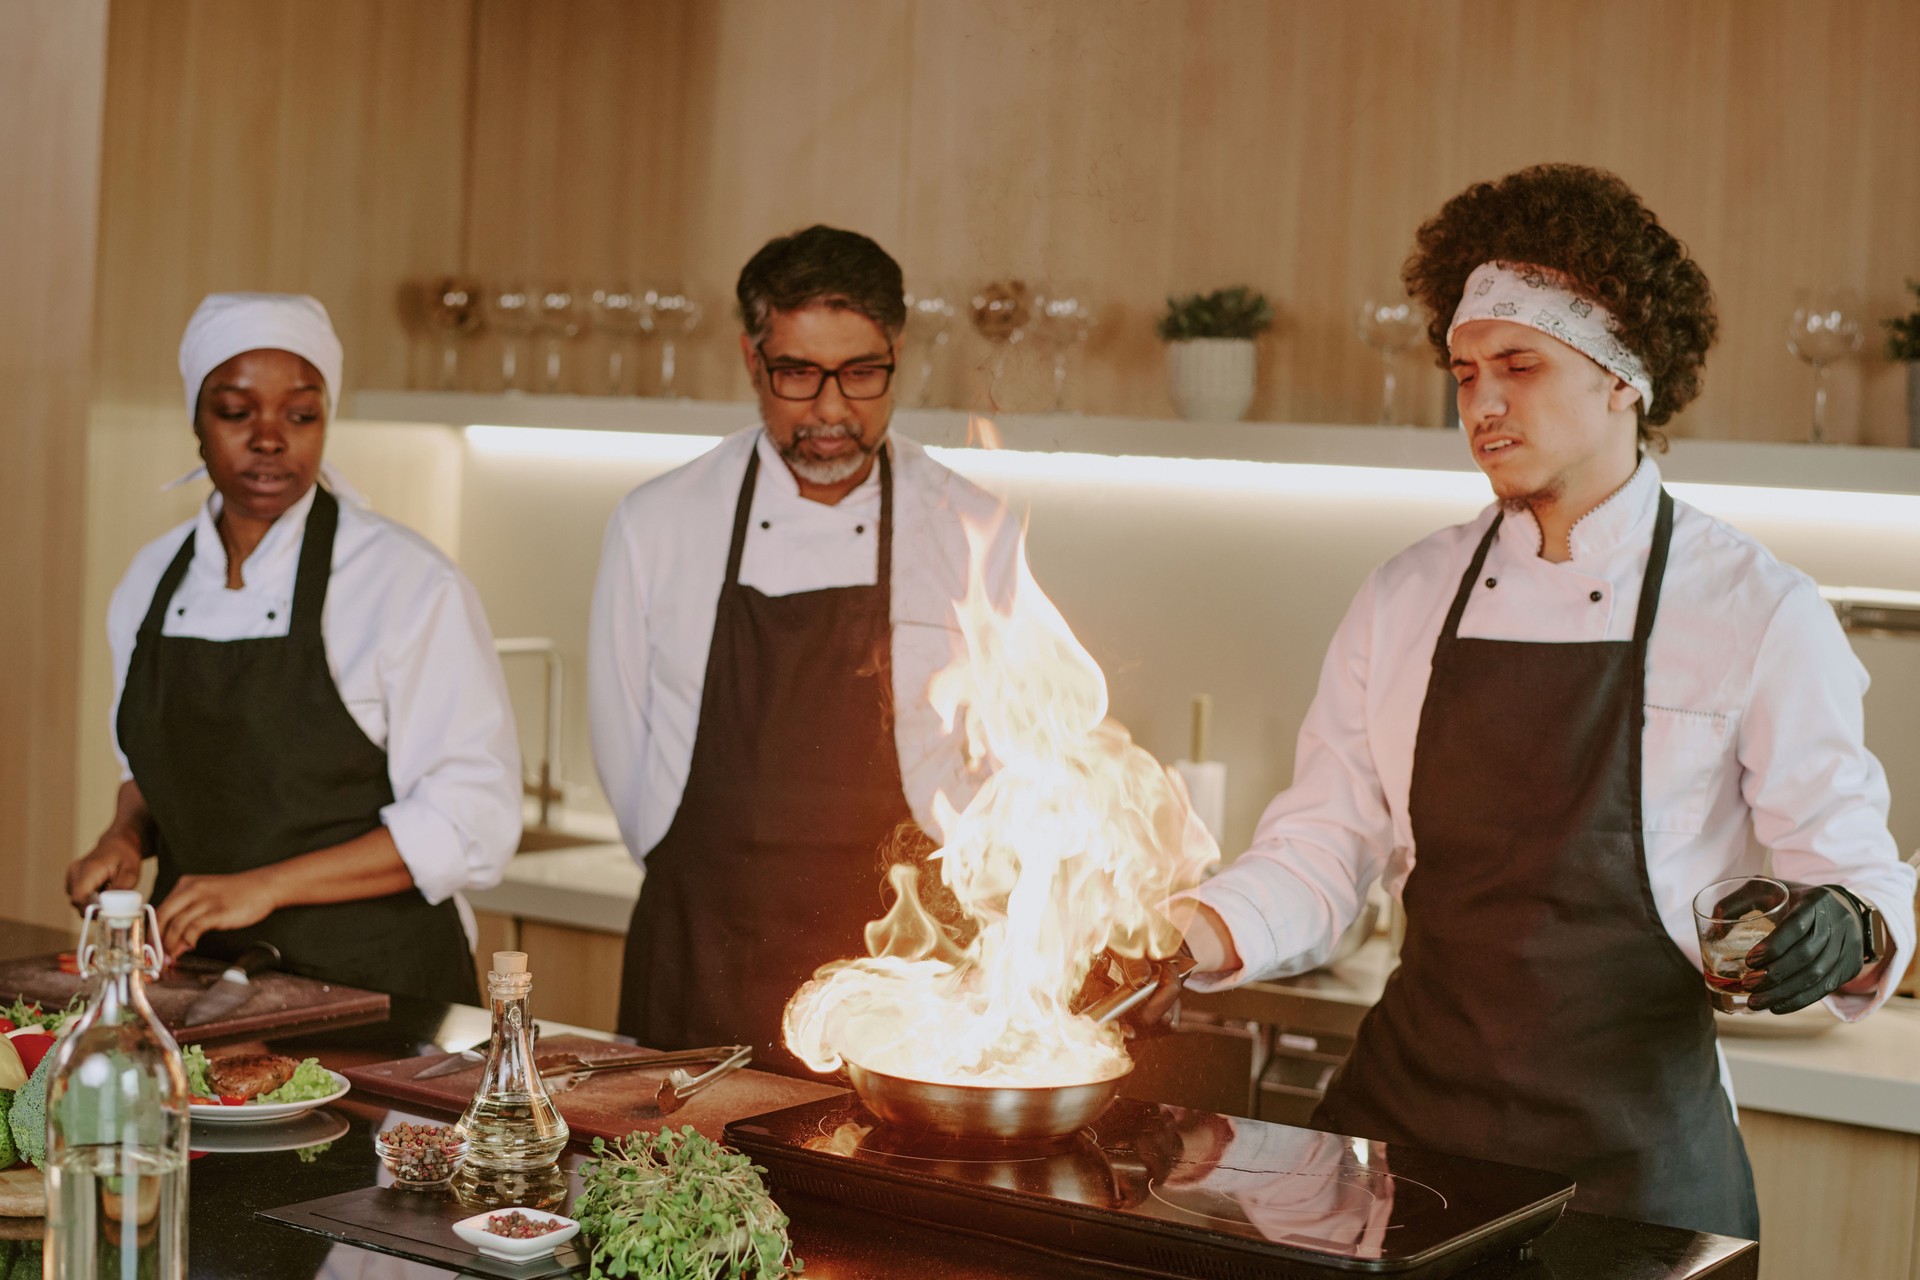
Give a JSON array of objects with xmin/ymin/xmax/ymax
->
[{"xmin": 1173, "ymin": 759, "xmax": 1227, "ymax": 847}]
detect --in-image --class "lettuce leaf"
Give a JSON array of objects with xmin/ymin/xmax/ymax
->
[
  {"xmin": 257, "ymin": 1057, "xmax": 335, "ymax": 1104},
  {"xmin": 180, "ymin": 1044, "xmax": 215, "ymax": 1099}
]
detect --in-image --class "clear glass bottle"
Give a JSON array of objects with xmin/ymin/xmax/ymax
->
[
  {"xmin": 46, "ymin": 890, "xmax": 189, "ymax": 1280},
  {"xmin": 456, "ymin": 951, "xmax": 568, "ymax": 1170}
]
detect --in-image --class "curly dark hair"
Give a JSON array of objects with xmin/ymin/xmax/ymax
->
[
  {"xmin": 736, "ymin": 224, "xmax": 906, "ymax": 344},
  {"xmin": 1403, "ymin": 164, "xmax": 1716, "ymax": 440}
]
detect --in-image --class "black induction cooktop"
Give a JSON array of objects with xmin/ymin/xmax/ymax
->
[{"xmin": 726, "ymin": 1092, "xmax": 1574, "ymax": 1278}]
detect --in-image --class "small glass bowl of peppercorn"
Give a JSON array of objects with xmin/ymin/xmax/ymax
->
[
  {"xmin": 451, "ymin": 1206, "xmax": 581, "ymax": 1261},
  {"xmin": 375, "ymin": 1121, "xmax": 470, "ymax": 1187}
]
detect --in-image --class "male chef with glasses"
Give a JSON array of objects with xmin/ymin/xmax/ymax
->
[{"xmin": 590, "ymin": 225, "xmax": 1028, "ymax": 1076}]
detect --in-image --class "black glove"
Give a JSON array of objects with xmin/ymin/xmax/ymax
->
[{"xmin": 1745, "ymin": 885, "xmax": 1867, "ymax": 1014}]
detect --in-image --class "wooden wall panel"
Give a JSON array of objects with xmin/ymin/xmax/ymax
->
[
  {"xmin": 651, "ymin": 0, "xmax": 1920, "ymax": 443},
  {"xmin": 0, "ymin": 0, "xmax": 108, "ymax": 929},
  {"xmin": 1741, "ymin": 1107, "xmax": 1920, "ymax": 1278},
  {"xmin": 93, "ymin": 0, "xmax": 474, "ymax": 406},
  {"xmin": 464, "ymin": 0, "xmax": 690, "ymax": 298}
]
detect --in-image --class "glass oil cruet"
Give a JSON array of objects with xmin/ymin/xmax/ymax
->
[
  {"xmin": 456, "ymin": 951, "xmax": 568, "ymax": 1170},
  {"xmin": 46, "ymin": 889, "xmax": 189, "ymax": 1280}
]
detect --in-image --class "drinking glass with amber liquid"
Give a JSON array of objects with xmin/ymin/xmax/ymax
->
[{"xmin": 1692, "ymin": 876, "xmax": 1791, "ymax": 1013}]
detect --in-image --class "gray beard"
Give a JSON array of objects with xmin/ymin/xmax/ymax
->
[{"xmin": 780, "ymin": 424, "xmax": 877, "ymax": 486}]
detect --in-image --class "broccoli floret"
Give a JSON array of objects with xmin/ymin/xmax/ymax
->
[
  {"xmin": 0, "ymin": 1090, "xmax": 14, "ymax": 1169},
  {"xmin": 6, "ymin": 1238, "xmax": 39, "ymax": 1280},
  {"xmin": 7, "ymin": 1055, "xmax": 50, "ymax": 1169}
]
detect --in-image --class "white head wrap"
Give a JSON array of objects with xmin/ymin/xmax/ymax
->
[
  {"xmin": 169, "ymin": 291, "xmax": 366, "ymax": 506},
  {"xmin": 1447, "ymin": 262, "xmax": 1654, "ymax": 411}
]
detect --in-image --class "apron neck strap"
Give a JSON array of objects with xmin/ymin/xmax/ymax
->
[
  {"xmin": 1441, "ymin": 488, "xmax": 1675, "ymax": 648},
  {"xmin": 725, "ymin": 440, "xmax": 895, "ymax": 589},
  {"xmin": 140, "ymin": 530, "xmax": 199, "ymax": 638},
  {"xmin": 1440, "ymin": 513, "xmax": 1503, "ymax": 643},
  {"xmin": 288, "ymin": 486, "xmax": 341, "ymax": 636},
  {"xmin": 1631, "ymin": 488, "xmax": 1676, "ymax": 652}
]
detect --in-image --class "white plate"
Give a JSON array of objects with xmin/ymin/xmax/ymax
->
[
  {"xmin": 190, "ymin": 1108, "xmax": 350, "ymax": 1154},
  {"xmin": 450, "ymin": 1206, "xmax": 581, "ymax": 1261},
  {"xmin": 188, "ymin": 1070, "xmax": 351, "ymax": 1125}
]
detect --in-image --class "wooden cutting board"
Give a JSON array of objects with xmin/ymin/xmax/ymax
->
[
  {"xmin": 344, "ymin": 1035, "xmax": 843, "ymax": 1143},
  {"xmin": 0, "ymin": 1166, "xmax": 44, "ymax": 1219},
  {"xmin": 0, "ymin": 953, "xmax": 388, "ymax": 1047}
]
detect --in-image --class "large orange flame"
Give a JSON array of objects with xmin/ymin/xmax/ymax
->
[{"xmin": 783, "ymin": 516, "xmax": 1218, "ymax": 1086}]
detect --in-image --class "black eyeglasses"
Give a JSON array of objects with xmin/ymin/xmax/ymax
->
[{"xmin": 756, "ymin": 345, "xmax": 895, "ymax": 401}]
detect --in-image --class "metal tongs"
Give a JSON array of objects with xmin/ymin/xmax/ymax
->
[
  {"xmin": 538, "ymin": 1044, "xmax": 749, "ymax": 1087},
  {"xmin": 653, "ymin": 1045, "xmax": 754, "ymax": 1115},
  {"xmin": 1078, "ymin": 946, "xmax": 1200, "ymax": 1029}
]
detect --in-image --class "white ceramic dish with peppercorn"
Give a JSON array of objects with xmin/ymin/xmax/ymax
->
[
  {"xmin": 373, "ymin": 1121, "xmax": 470, "ymax": 1187},
  {"xmin": 451, "ymin": 1207, "xmax": 581, "ymax": 1261}
]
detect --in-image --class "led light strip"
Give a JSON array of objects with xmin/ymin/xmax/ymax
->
[{"xmin": 461, "ymin": 424, "xmax": 1920, "ymax": 530}]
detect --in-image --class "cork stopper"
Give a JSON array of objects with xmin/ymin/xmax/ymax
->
[{"xmin": 491, "ymin": 950, "xmax": 529, "ymax": 975}]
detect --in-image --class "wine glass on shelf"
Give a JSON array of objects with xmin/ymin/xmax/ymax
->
[
  {"xmin": 532, "ymin": 285, "xmax": 582, "ymax": 394},
  {"xmin": 1031, "ymin": 289, "xmax": 1099, "ymax": 412},
  {"xmin": 590, "ymin": 285, "xmax": 651, "ymax": 396},
  {"xmin": 646, "ymin": 289, "xmax": 703, "ymax": 397},
  {"xmin": 1785, "ymin": 288, "xmax": 1864, "ymax": 444},
  {"xmin": 902, "ymin": 290, "xmax": 957, "ymax": 407},
  {"xmin": 1356, "ymin": 291, "xmax": 1426, "ymax": 424},
  {"xmin": 970, "ymin": 279, "xmax": 1032, "ymax": 395},
  {"xmin": 424, "ymin": 277, "xmax": 481, "ymax": 391},
  {"xmin": 484, "ymin": 284, "xmax": 535, "ymax": 392}
]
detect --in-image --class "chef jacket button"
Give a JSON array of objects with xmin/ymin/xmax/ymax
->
[
  {"xmin": 1590, "ymin": 590, "xmax": 1603, "ymax": 602},
  {"xmin": 856, "ymin": 524, "xmax": 866, "ymax": 535},
  {"xmin": 760, "ymin": 520, "xmax": 770, "ymax": 530},
  {"xmin": 1484, "ymin": 577, "xmax": 1496, "ymax": 588},
  {"xmin": 267, "ymin": 611, "xmax": 276, "ymax": 620},
  {"xmin": 175, "ymin": 607, "xmax": 184, "ymax": 616}
]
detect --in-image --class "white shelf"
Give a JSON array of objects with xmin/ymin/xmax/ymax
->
[{"xmin": 344, "ymin": 389, "xmax": 1920, "ymax": 498}]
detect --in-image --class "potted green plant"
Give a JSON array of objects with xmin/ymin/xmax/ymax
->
[
  {"xmin": 1884, "ymin": 279, "xmax": 1920, "ymax": 448},
  {"xmin": 1157, "ymin": 287, "xmax": 1274, "ymax": 422}
]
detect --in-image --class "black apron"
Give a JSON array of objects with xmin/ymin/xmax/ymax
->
[
  {"xmin": 618, "ymin": 446, "xmax": 916, "ymax": 1077},
  {"xmin": 1313, "ymin": 490, "xmax": 1759, "ymax": 1239},
  {"xmin": 117, "ymin": 486, "xmax": 479, "ymax": 1005}
]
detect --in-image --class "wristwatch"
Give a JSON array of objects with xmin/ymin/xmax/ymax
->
[{"xmin": 1830, "ymin": 885, "xmax": 1884, "ymax": 967}]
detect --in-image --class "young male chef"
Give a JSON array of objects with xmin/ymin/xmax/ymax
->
[
  {"xmin": 1175, "ymin": 165, "xmax": 1915, "ymax": 1239},
  {"xmin": 66, "ymin": 293, "xmax": 521, "ymax": 1003},
  {"xmin": 590, "ymin": 225, "xmax": 1026, "ymax": 1075}
]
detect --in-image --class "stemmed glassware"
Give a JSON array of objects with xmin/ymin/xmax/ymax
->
[
  {"xmin": 970, "ymin": 280, "xmax": 1032, "ymax": 396},
  {"xmin": 902, "ymin": 291, "xmax": 957, "ymax": 407},
  {"xmin": 1356, "ymin": 292, "xmax": 1426, "ymax": 424},
  {"xmin": 485, "ymin": 284, "xmax": 535, "ymax": 392},
  {"xmin": 589, "ymin": 286, "xmax": 652, "ymax": 396},
  {"xmin": 425, "ymin": 277, "xmax": 481, "ymax": 391},
  {"xmin": 532, "ymin": 286, "xmax": 581, "ymax": 394},
  {"xmin": 647, "ymin": 289, "xmax": 703, "ymax": 397},
  {"xmin": 1785, "ymin": 288, "xmax": 1864, "ymax": 444},
  {"xmin": 1031, "ymin": 289, "xmax": 1099, "ymax": 412}
]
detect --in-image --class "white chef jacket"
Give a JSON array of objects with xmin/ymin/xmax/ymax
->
[
  {"xmin": 106, "ymin": 483, "xmax": 523, "ymax": 906},
  {"xmin": 1188, "ymin": 458, "xmax": 1916, "ymax": 1021},
  {"xmin": 589, "ymin": 427, "xmax": 1024, "ymax": 865}
]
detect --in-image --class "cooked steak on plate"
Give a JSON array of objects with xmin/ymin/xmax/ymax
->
[{"xmin": 206, "ymin": 1052, "xmax": 299, "ymax": 1100}]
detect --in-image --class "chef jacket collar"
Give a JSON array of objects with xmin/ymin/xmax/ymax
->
[
  {"xmin": 187, "ymin": 482, "xmax": 321, "ymax": 589},
  {"xmin": 1496, "ymin": 456, "xmax": 1661, "ymax": 564},
  {"xmin": 752, "ymin": 428, "xmax": 886, "ymax": 503}
]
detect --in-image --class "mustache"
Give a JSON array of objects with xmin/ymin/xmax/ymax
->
[{"xmin": 792, "ymin": 422, "xmax": 863, "ymax": 444}]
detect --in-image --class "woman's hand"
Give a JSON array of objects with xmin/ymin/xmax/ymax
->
[
  {"xmin": 155, "ymin": 870, "xmax": 281, "ymax": 957},
  {"xmin": 65, "ymin": 831, "xmax": 144, "ymax": 909}
]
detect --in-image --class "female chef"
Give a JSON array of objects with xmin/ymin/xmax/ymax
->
[{"xmin": 65, "ymin": 292, "xmax": 521, "ymax": 1004}]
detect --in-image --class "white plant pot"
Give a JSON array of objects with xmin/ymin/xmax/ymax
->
[{"xmin": 1167, "ymin": 338, "xmax": 1257, "ymax": 422}]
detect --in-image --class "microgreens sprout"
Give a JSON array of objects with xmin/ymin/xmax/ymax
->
[{"xmin": 574, "ymin": 1126, "xmax": 801, "ymax": 1279}]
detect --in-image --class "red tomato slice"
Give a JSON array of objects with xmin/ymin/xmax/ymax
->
[
  {"xmin": 11, "ymin": 1033, "xmax": 56, "ymax": 1073},
  {"xmin": 0, "ymin": 1018, "xmax": 14, "ymax": 1035},
  {"xmin": 56, "ymin": 953, "xmax": 78, "ymax": 976},
  {"xmin": 219, "ymin": 1095, "xmax": 248, "ymax": 1106}
]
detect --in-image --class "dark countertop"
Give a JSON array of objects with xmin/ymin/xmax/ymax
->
[{"xmin": 2, "ymin": 918, "xmax": 1756, "ymax": 1278}]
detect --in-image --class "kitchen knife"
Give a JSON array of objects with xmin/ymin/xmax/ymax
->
[{"xmin": 180, "ymin": 942, "xmax": 281, "ymax": 1027}]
